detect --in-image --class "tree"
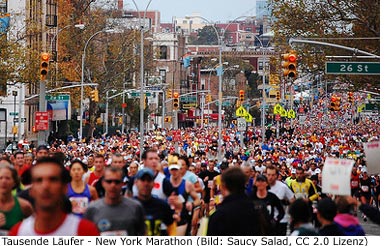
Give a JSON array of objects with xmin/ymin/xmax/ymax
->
[
  {"xmin": 191, "ymin": 26, "xmax": 220, "ymax": 45},
  {"xmin": 55, "ymin": 3, "xmax": 156, "ymax": 137},
  {"xmin": 270, "ymin": 0, "xmax": 380, "ymax": 89}
]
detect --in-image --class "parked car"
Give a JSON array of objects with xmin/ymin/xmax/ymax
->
[{"xmin": 4, "ymin": 142, "xmax": 30, "ymax": 154}]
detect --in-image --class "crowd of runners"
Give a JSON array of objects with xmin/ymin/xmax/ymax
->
[{"xmin": 0, "ymin": 97, "xmax": 380, "ymax": 236}]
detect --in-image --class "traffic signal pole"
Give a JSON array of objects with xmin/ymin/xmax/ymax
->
[
  {"xmin": 37, "ymin": 52, "xmax": 50, "ymax": 145},
  {"xmin": 37, "ymin": 79, "xmax": 46, "ymax": 146}
]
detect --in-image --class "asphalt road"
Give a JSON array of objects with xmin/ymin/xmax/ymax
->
[{"xmin": 359, "ymin": 210, "xmax": 380, "ymax": 236}]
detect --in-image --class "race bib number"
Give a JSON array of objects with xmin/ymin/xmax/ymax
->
[
  {"xmin": 361, "ymin": 185, "xmax": 369, "ymax": 192},
  {"xmin": 69, "ymin": 197, "xmax": 89, "ymax": 214},
  {"xmin": 351, "ymin": 180, "xmax": 359, "ymax": 188},
  {"xmin": 208, "ymin": 180, "xmax": 213, "ymax": 189}
]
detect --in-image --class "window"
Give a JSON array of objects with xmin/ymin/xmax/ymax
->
[
  {"xmin": 159, "ymin": 46, "xmax": 167, "ymax": 59},
  {"xmin": 258, "ymin": 61, "xmax": 263, "ymax": 71},
  {"xmin": 45, "ymin": 0, "xmax": 57, "ymax": 27}
]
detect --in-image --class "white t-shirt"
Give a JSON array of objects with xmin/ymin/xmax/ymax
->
[{"xmin": 269, "ymin": 180, "xmax": 294, "ymax": 223}]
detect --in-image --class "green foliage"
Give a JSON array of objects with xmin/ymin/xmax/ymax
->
[{"xmin": 191, "ymin": 26, "xmax": 220, "ymax": 45}]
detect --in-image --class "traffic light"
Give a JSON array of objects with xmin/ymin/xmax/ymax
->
[
  {"xmin": 173, "ymin": 92, "xmax": 179, "ymax": 110},
  {"xmin": 166, "ymin": 89, "xmax": 172, "ymax": 99},
  {"xmin": 281, "ymin": 51, "xmax": 297, "ymax": 78},
  {"xmin": 90, "ymin": 89, "xmax": 99, "ymax": 102},
  {"xmin": 40, "ymin": 52, "xmax": 50, "ymax": 80},
  {"xmin": 335, "ymin": 97, "xmax": 341, "ymax": 111},
  {"xmin": 144, "ymin": 95, "xmax": 148, "ymax": 109},
  {"xmin": 206, "ymin": 94, "xmax": 212, "ymax": 102},
  {"xmin": 239, "ymin": 90, "xmax": 245, "ymax": 102},
  {"xmin": 330, "ymin": 95, "xmax": 341, "ymax": 111},
  {"xmin": 348, "ymin": 92, "xmax": 354, "ymax": 103},
  {"xmin": 276, "ymin": 91, "xmax": 281, "ymax": 101}
]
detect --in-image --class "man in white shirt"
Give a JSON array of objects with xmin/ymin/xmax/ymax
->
[{"xmin": 266, "ymin": 165, "xmax": 295, "ymax": 236}]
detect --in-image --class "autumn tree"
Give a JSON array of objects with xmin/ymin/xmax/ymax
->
[{"xmin": 270, "ymin": 0, "xmax": 380, "ymax": 89}]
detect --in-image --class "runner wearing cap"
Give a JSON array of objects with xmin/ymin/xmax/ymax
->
[
  {"xmin": 134, "ymin": 168, "xmax": 177, "ymax": 236},
  {"xmin": 168, "ymin": 158, "xmax": 200, "ymax": 235}
]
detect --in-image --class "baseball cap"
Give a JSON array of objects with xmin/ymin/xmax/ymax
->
[
  {"xmin": 291, "ymin": 168, "xmax": 296, "ymax": 174},
  {"xmin": 136, "ymin": 168, "xmax": 155, "ymax": 180}
]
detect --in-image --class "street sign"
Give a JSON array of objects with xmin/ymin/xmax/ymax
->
[
  {"xmin": 130, "ymin": 92, "xmax": 152, "ymax": 97},
  {"xmin": 9, "ymin": 112, "xmax": 18, "ymax": 116},
  {"xmin": 45, "ymin": 94, "xmax": 70, "ymax": 100},
  {"xmin": 273, "ymin": 104, "xmax": 282, "ymax": 115},
  {"xmin": 325, "ymin": 62, "xmax": 380, "ymax": 75},
  {"xmin": 287, "ymin": 109, "xmax": 296, "ymax": 119},
  {"xmin": 35, "ymin": 111, "xmax": 49, "ymax": 131},
  {"xmin": 244, "ymin": 112, "xmax": 253, "ymax": 123},
  {"xmin": 280, "ymin": 108, "xmax": 287, "ymax": 117},
  {"xmin": 180, "ymin": 95, "xmax": 197, "ymax": 103},
  {"xmin": 13, "ymin": 118, "xmax": 27, "ymax": 123},
  {"xmin": 237, "ymin": 118, "xmax": 247, "ymax": 131},
  {"xmin": 235, "ymin": 106, "xmax": 248, "ymax": 117}
]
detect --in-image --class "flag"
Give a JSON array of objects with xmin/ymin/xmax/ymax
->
[
  {"xmin": 182, "ymin": 53, "xmax": 191, "ymax": 68},
  {"xmin": 216, "ymin": 66, "xmax": 223, "ymax": 76},
  {"xmin": 0, "ymin": 13, "xmax": 10, "ymax": 33}
]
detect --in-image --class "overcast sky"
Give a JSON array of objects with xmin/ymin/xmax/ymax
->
[{"xmin": 124, "ymin": 0, "xmax": 258, "ymax": 22}]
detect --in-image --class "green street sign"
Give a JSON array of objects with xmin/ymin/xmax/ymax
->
[
  {"xmin": 131, "ymin": 92, "xmax": 139, "ymax": 97},
  {"xmin": 45, "ymin": 94, "xmax": 70, "ymax": 100},
  {"xmin": 130, "ymin": 92, "xmax": 152, "ymax": 97},
  {"xmin": 9, "ymin": 112, "xmax": 18, "ymax": 116},
  {"xmin": 325, "ymin": 62, "xmax": 380, "ymax": 75},
  {"xmin": 180, "ymin": 95, "xmax": 197, "ymax": 103}
]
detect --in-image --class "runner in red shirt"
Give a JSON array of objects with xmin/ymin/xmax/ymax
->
[{"xmin": 9, "ymin": 156, "xmax": 99, "ymax": 236}]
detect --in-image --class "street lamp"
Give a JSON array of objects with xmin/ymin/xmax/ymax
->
[
  {"xmin": 12, "ymin": 91, "xmax": 17, "ymax": 142},
  {"xmin": 186, "ymin": 15, "xmax": 247, "ymax": 162},
  {"xmin": 255, "ymin": 35, "xmax": 269, "ymax": 143},
  {"xmin": 131, "ymin": 0, "xmax": 153, "ymax": 160},
  {"xmin": 122, "ymin": 82, "xmax": 129, "ymax": 133},
  {"xmin": 105, "ymin": 89, "xmax": 117, "ymax": 135},
  {"xmin": 79, "ymin": 29, "xmax": 115, "ymax": 141}
]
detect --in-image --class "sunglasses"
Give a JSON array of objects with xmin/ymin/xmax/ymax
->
[{"xmin": 103, "ymin": 179, "xmax": 122, "ymax": 184}]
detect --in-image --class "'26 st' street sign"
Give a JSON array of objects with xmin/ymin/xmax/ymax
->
[{"xmin": 325, "ymin": 62, "xmax": 380, "ymax": 75}]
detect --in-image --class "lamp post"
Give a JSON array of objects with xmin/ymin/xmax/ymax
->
[
  {"xmin": 187, "ymin": 15, "xmax": 248, "ymax": 162},
  {"xmin": 12, "ymin": 91, "xmax": 17, "ymax": 142},
  {"xmin": 131, "ymin": 0, "xmax": 153, "ymax": 160},
  {"xmin": 255, "ymin": 35, "xmax": 269, "ymax": 143},
  {"xmin": 122, "ymin": 82, "xmax": 129, "ymax": 133},
  {"xmin": 105, "ymin": 89, "xmax": 117, "ymax": 135},
  {"xmin": 79, "ymin": 29, "xmax": 115, "ymax": 141}
]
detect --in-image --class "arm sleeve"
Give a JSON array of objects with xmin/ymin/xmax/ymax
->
[
  {"xmin": 162, "ymin": 178, "xmax": 174, "ymax": 197},
  {"xmin": 273, "ymin": 194, "xmax": 285, "ymax": 222},
  {"xmin": 307, "ymin": 179, "xmax": 319, "ymax": 202},
  {"xmin": 78, "ymin": 219, "xmax": 100, "ymax": 236},
  {"xmin": 8, "ymin": 222, "xmax": 22, "ymax": 236}
]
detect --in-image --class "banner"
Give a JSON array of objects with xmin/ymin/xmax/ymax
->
[
  {"xmin": 363, "ymin": 141, "xmax": 380, "ymax": 174},
  {"xmin": 0, "ymin": 13, "xmax": 10, "ymax": 33},
  {"xmin": 47, "ymin": 94, "xmax": 71, "ymax": 121},
  {"xmin": 322, "ymin": 157, "xmax": 354, "ymax": 196}
]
